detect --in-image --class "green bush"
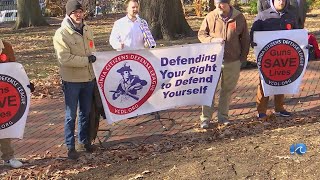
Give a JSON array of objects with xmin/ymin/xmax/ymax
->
[
  {"xmin": 306, "ymin": 0, "xmax": 320, "ymax": 11},
  {"xmin": 249, "ymin": 0, "xmax": 258, "ymax": 15}
]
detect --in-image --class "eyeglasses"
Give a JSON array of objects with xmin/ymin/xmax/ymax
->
[{"xmin": 71, "ymin": 10, "xmax": 84, "ymax": 15}]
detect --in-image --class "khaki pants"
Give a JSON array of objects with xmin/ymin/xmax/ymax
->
[
  {"xmin": 256, "ymin": 80, "xmax": 285, "ymax": 114},
  {"xmin": 0, "ymin": 139, "xmax": 14, "ymax": 161},
  {"xmin": 200, "ymin": 60, "xmax": 241, "ymax": 122}
]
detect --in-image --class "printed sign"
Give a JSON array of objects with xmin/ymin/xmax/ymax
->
[
  {"xmin": 140, "ymin": 19, "xmax": 156, "ymax": 48},
  {"xmin": 93, "ymin": 41, "xmax": 224, "ymax": 123},
  {"xmin": 0, "ymin": 62, "xmax": 31, "ymax": 139},
  {"xmin": 99, "ymin": 54, "xmax": 157, "ymax": 115},
  {"xmin": 254, "ymin": 29, "xmax": 308, "ymax": 96}
]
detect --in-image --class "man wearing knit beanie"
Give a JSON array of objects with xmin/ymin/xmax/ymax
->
[
  {"xmin": 198, "ymin": 0, "xmax": 250, "ymax": 128},
  {"xmin": 53, "ymin": 0, "xmax": 97, "ymax": 160},
  {"xmin": 66, "ymin": 0, "xmax": 83, "ymax": 16}
]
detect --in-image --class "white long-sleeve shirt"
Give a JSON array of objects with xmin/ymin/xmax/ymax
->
[{"xmin": 109, "ymin": 15, "xmax": 145, "ymax": 51}]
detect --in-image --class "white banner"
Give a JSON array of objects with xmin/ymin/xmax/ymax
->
[
  {"xmin": 93, "ymin": 41, "xmax": 224, "ymax": 123},
  {"xmin": 253, "ymin": 29, "xmax": 309, "ymax": 96},
  {"xmin": 0, "ymin": 62, "xmax": 31, "ymax": 139}
]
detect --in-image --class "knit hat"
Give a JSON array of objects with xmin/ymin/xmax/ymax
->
[
  {"xmin": 214, "ymin": 0, "xmax": 230, "ymax": 3},
  {"xmin": 66, "ymin": 0, "xmax": 83, "ymax": 16}
]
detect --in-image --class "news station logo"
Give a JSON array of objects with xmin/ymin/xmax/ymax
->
[
  {"xmin": 257, "ymin": 39, "xmax": 305, "ymax": 87},
  {"xmin": 290, "ymin": 143, "xmax": 307, "ymax": 155}
]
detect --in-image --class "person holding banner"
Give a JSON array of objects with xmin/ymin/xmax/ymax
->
[
  {"xmin": 0, "ymin": 39, "xmax": 35, "ymax": 168},
  {"xmin": 251, "ymin": 0, "xmax": 298, "ymax": 120},
  {"xmin": 198, "ymin": 0, "xmax": 250, "ymax": 128},
  {"xmin": 53, "ymin": 0, "xmax": 97, "ymax": 160},
  {"xmin": 109, "ymin": 0, "xmax": 154, "ymax": 51}
]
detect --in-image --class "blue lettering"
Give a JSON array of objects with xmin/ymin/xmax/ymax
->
[{"xmin": 161, "ymin": 57, "xmax": 169, "ymax": 66}]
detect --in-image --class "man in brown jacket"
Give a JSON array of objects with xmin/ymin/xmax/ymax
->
[{"xmin": 198, "ymin": 0, "xmax": 250, "ymax": 128}]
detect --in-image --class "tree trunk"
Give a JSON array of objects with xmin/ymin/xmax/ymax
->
[
  {"xmin": 14, "ymin": 0, "xmax": 48, "ymax": 29},
  {"xmin": 82, "ymin": 0, "xmax": 96, "ymax": 18},
  {"xmin": 209, "ymin": 0, "xmax": 215, "ymax": 11},
  {"xmin": 181, "ymin": 0, "xmax": 186, "ymax": 16},
  {"xmin": 140, "ymin": 0, "xmax": 195, "ymax": 40}
]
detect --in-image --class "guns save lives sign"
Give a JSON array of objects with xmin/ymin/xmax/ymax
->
[
  {"xmin": 93, "ymin": 41, "xmax": 224, "ymax": 123},
  {"xmin": 253, "ymin": 29, "xmax": 309, "ymax": 96},
  {"xmin": 0, "ymin": 62, "xmax": 31, "ymax": 139}
]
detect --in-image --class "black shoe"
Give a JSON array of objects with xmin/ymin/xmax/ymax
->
[
  {"xmin": 84, "ymin": 144, "xmax": 94, "ymax": 153},
  {"xmin": 67, "ymin": 149, "xmax": 79, "ymax": 160}
]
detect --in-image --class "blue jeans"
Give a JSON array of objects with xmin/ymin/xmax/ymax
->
[{"xmin": 62, "ymin": 80, "xmax": 95, "ymax": 149}]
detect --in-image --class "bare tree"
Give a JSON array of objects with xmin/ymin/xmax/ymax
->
[
  {"xmin": 14, "ymin": 0, "xmax": 48, "ymax": 29},
  {"xmin": 209, "ymin": 0, "xmax": 215, "ymax": 11},
  {"xmin": 139, "ymin": 0, "xmax": 195, "ymax": 40},
  {"xmin": 82, "ymin": 0, "xmax": 96, "ymax": 18}
]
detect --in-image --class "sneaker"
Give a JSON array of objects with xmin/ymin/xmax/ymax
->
[
  {"xmin": 200, "ymin": 120, "xmax": 209, "ymax": 129},
  {"xmin": 257, "ymin": 113, "xmax": 267, "ymax": 119},
  {"xmin": 67, "ymin": 149, "xmax": 79, "ymax": 160},
  {"xmin": 218, "ymin": 119, "xmax": 230, "ymax": 125},
  {"xmin": 4, "ymin": 159, "xmax": 23, "ymax": 168},
  {"xmin": 274, "ymin": 111, "xmax": 291, "ymax": 117}
]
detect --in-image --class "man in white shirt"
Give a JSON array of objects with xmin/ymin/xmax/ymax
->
[{"xmin": 109, "ymin": 0, "xmax": 147, "ymax": 51}]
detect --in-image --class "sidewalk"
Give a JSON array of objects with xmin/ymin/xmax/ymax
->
[{"xmin": 12, "ymin": 61, "xmax": 320, "ymax": 158}]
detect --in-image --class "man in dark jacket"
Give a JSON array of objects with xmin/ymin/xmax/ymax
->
[
  {"xmin": 0, "ymin": 38, "xmax": 35, "ymax": 168},
  {"xmin": 257, "ymin": 0, "xmax": 306, "ymax": 28},
  {"xmin": 251, "ymin": 0, "xmax": 298, "ymax": 120}
]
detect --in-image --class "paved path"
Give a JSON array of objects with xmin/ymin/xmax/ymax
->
[{"xmin": 11, "ymin": 61, "xmax": 320, "ymax": 158}]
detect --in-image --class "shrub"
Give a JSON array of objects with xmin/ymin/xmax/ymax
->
[{"xmin": 249, "ymin": 0, "xmax": 258, "ymax": 15}]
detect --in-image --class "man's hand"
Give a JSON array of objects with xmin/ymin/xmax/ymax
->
[
  {"xmin": 144, "ymin": 41, "xmax": 149, "ymax": 48},
  {"xmin": 27, "ymin": 83, "xmax": 35, "ymax": 92},
  {"xmin": 120, "ymin": 43, "xmax": 124, "ymax": 50},
  {"xmin": 88, "ymin": 55, "xmax": 96, "ymax": 63},
  {"xmin": 251, "ymin": 42, "xmax": 257, "ymax": 48}
]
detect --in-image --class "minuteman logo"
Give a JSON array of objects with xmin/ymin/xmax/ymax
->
[
  {"xmin": 0, "ymin": 74, "xmax": 27, "ymax": 129},
  {"xmin": 98, "ymin": 53, "xmax": 157, "ymax": 115},
  {"xmin": 257, "ymin": 39, "xmax": 305, "ymax": 86}
]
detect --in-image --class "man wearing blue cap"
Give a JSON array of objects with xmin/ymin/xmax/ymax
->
[{"xmin": 198, "ymin": 0, "xmax": 250, "ymax": 128}]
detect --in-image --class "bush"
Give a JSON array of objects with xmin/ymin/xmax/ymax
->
[
  {"xmin": 249, "ymin": 0, "xmax": 258, "ymax": 15},
  {"xmin": 307, "ymin": 0, "xmax": 320, "ymax": 11}
]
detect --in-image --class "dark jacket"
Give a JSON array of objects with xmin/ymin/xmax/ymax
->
[
  {"xmin": 257, "ymin": 0, "xmax": 306, "ymax": 28},
  {"xmin": 250, "ymin": 0, "xmax": 298, "ymax": 42}
]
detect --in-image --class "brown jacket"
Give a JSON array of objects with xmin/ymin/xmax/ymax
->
[
  {"xmin": 0, "ymin": 40, "xmax": 16, "ymax": 62},
  {"xmin": 198, "ymin": 7, "xmax": 250, "ymax": 63},
  {"xmin": 53, "ymin": 16, "xmax": 96, "ymax": 82}
]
